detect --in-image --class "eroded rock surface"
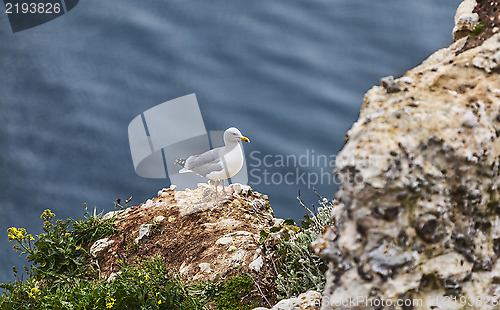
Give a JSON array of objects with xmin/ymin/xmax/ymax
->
[
  {"xmin": 90, "ymin": 183, "xmax": 275, "ymax": 284},
  {"xmin": 315, "ymin": 2, "xmax": 500, "ymax": 309}
]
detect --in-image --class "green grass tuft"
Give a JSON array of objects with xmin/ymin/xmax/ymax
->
[
  {"xmin": 72, "ymin": 208, "xmax": 118, "ymax": 245},
  {"xmin": 470, "ymin": 22, "xmax": 487, "ymax": 36}
]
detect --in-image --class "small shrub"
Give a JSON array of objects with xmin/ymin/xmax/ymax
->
[
  {"xmin": 261, "ymin": 196, "xmax": 334, "ymax": 299},
  {"xmin": 192, "ymin": 274, "xmax": 260, "ymax": 310},
  {"xmin": 7, "ymin": 209, "xmax": 90, "ymax": 285},
  {"xmin": 72, "ymin": 208, "xmax": 118, "ymax": 246},
  {"xmin": 125, "ymin": 239, "xmax": 139, "ymax": 254}
]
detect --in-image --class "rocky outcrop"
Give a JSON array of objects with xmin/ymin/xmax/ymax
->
[
  {"xmin": 90, "ymin": 183, "xmax": 276, "ymax": 284},
  {"xmin": 453, "ymin": 0, "xmax": 481, "ymax": 41},
  {"xmin": 90, "ymin": 182, "xmax": 329, "ymax": 309},
  {"xmin": 314, "ymin": 1, "xmax": 500, "ymax": 309},
  {"xmin": 454, "ymin": 0, "xmax": 500, "ymax": 51}
]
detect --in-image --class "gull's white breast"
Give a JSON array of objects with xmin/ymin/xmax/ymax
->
[{"xmin": 206, "ymin": 143, "xmax": 244, "ymax": 181}]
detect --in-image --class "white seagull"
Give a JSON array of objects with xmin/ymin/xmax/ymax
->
[{"xmin": 175, "ymin": 127, "xmax": 250, "ymax": 195}]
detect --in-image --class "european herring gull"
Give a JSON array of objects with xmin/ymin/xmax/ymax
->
[{"xmin": 175, "ymin": 127, "xmax": 250, "ymax": 194}]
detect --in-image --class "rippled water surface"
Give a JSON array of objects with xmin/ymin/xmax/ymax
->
[{"xmin": 0, "ymin": 0, "xmax": 461, "ymax": 281}]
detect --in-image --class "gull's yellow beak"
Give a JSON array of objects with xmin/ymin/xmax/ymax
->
[{"xmin": 240, "ymin": 136, "xmax": 250, "ymax": 143}]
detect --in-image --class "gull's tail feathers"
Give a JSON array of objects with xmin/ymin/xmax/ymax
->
[{"xmin": 175, "ymin": 158, "xmax": 191, "ymax": 173}]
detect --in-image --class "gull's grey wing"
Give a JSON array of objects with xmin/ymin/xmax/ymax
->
[{"xmin": 183, "ymin": 147, "xmax": 225, "ymax": 177}]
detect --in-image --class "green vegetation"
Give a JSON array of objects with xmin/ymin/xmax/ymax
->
[
  {"xmin": 212, "ymin": 275, "xmax": 256, "ymax": 309},
  {"xmin": 0, "ymin": 209, "xmax": 265, "ymax": 309},
  {"xmin": 193, "ymin": 274, "xmax": 261, "ymax": 310},
  {"xmin": 72, "ymin": 208, "xmax": 118, "ymax": 245},
  {"xmin": 260, "ymin": 195, "xmax": 334, "ymax": 300},
  {"xmin": 1, "ymin": 255, "xmax": 205, "ymax": 310},
  {"xmin": 0, "ymin": 193, "xmax": 335, "ymax": 308},
  {"xmin": 6, "ymin": 209, "xmax": 91, "ymax": 285},
  {"xmin": 470, "ymin": 22, "xmax": 487, "ymax": 36}
]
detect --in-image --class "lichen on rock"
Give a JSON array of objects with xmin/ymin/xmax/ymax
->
[{"xmin": 315, "ymin": 2, "xmax": 500, "ymax": 309}]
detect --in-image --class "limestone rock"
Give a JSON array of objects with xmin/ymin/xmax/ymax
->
[
  {"xmin": 198, "ymin": 262, "xmax": 212, "ymax": 274},
  {"xmin": 153, "ymin": 215, "xmax": 165, "ymax": 223},
  {"xmin": 88, "ymin": 182, "xmax": 275, "ymax": 287},
  {"xmin": 134, "ymin": 223, "xmax": 152, "ymax": 244},
  {"xmin": 107, "ymin": 271, "xmax": 121, "ymax": 282},
  {"xmin": 254, "ymin": 291, "xmax": 322, "ymax": 310},
  {"xmin": 102, "ymin": 210, "xmax": 121, "ymax": 220},
  {"xmin": 420, "ymin": 252, "xmax": 473, "ymax": 280},
  {"xmin": 90, "ymin": 238, "xmax": 114, "ymax": 257},
  {"xmin": 380, "ymin": 76, "xmax": 400, "ymax": 93},
  {"xmin": 453, "ymin": 0, "xmax": 479, "ymax": 41},
  {"xmin": 249, "ymin": 255, "xmax": 264, "ymax": 272},
  {"xmin": 102, "ymin": 208, "xmax": 131, "ymax": 220},
  {"xmin": 316, "ymin": 2, "xmax": 500, "ymax": 309}
]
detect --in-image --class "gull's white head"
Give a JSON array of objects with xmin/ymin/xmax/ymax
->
[{"xmin": 224, "ymin": 127, "xmax": 250, "ymax": 145}]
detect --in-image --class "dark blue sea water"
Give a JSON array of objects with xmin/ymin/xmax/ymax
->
[{"xmin": 0, "ymin": 0, "xmax": 461, "ymax": 282}]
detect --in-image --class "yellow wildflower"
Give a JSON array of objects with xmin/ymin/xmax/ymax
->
[
  {"xmin": 158, "ymin": 300, "xmax": 162, "ymax": 305},
  {"xmin": 28, "ymin": 287, "xmax": 41, "ymax": 299},
  {"xmin": 40, "ymin": 209, "xmax": 55, "ymax": 221},
  {"xmin": 7, "ymin": 227, "xmax": 18, "ymax": 241},
  {"xmin": 17, "ymin": 229, "xmax": 26, "ymax": 239},
  {"xmin": 7, "ymin": 227, "xmax": 28, "ymax": 242},
  {"xmin": 106, "ymin": 297, "xmax": 116, "ymax": 309}
]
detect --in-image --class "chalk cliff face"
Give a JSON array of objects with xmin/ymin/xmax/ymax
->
[{"xmin": 315, "ymin": 1, "xmax": 500, "ymax": 309}]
